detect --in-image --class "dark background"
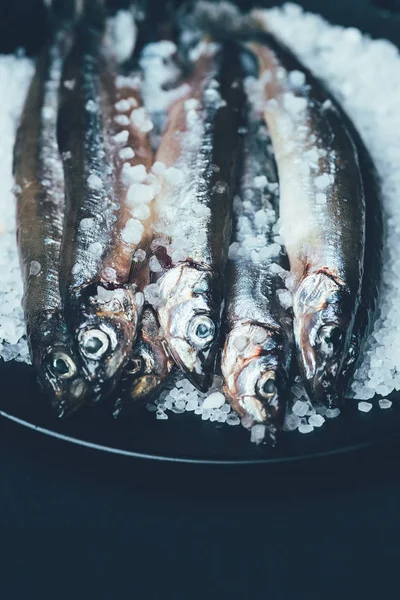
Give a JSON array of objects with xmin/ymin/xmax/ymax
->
[{"xmin": 1, "ymin": 1, "xmax": 400, "ymax": 598}]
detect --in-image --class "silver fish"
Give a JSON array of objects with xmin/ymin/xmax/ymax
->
[
  {"xmin": 149, "ymin": 40, "xmax": 246, "ymax": 391},
  {"xmin": 57, "ymin": 8, "xmax": 153, "ymax": 399},
  {"xmin": 114, "ymin": 306, "xmax": 175, "ymax": 417},
  {"xmin": 221, "ymin": 113, "xmax": 293, "ymax": 432},
  {"xmin": 14, "ymin": 25, "xmax": 88, "ymax": 416},
  {"xmin": 245, "ymin": 19, "xmax": 365, "ymax": 407}
]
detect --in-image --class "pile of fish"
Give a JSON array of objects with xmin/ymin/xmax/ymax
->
[{"xmin": 13, "ymin": 0, "xmax": 383, "ymax": 441}]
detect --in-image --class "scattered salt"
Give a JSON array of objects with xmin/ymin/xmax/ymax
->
[
  {"xmin": 202, "ymin": 392, "xmax": 225, "ymax": 410},
  {"xmin": 87, "ymin": 242, "xmax": 103, "ymax": 256},
  {"xmin": 298, "ymin": 423, "xmax": 314, "ymax": 434},
  {"xmin": 87, "ymin": 174, "xmax": 103, "ymax": 191},
  {"xmin": 118, "ymin": 147, "xmax": 135, "ymax": 160},
  {"xmin": 358, "ymin": 401, "xmax": 373, "ymax": 413},
  {"xmin": 379, "ymin": 399, "xmax": 392, "ymax": 409}
]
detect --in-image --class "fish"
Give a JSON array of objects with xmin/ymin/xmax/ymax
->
[
  {"xmin": 337, "ymin": 122, "xmax": 383, "ymax": 393},
  {"xmin": 221, "ymin": 112, "xmax": 293, "ymax": 434},
  {"xmin": 148, "ymin": 39, "xmax": 246, "ymax": 391},
  {"xmin": 113, "ymin": 306, "xmax": 175, "ymax": 417},
  {"xmin": 57, "ymin": 2, "xmax": 154, "ymax": 399},
  {"xmin": 241, "ymin": 18, "xmax": 366, "ymax": 407},
  {"xmin": 13, "ymin": 21, "xmax": 88, "ymax": 417}
]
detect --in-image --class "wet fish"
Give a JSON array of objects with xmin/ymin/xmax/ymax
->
[
  {"xmin": 243, "ymin": 19, "xmax": 365, "ymax": 407},
  {"xmin": 114, "ymin": 306, "xmax": 175, "ymax": 417},
  {"xmin": 57, "ymin": 4, "xmax": 153, "ymax": 399},
  {"xmin": 14, "ymin": 24, "xmax": 88, "ymax": 416},
  {"xmin": 221, "ymin": 113, "xmax": 293, "ymax": 433},
  {"xmin": 338, "ymin": 123, "xmax": 383, "ymax": 393},
  {"xmin": 149, "ymin": 40, "xmax": 246, "ymax": 391}
]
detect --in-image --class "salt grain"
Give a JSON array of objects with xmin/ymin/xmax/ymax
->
[
  {"xmin": 379, "ymin": 398, "xmax": 392, "ymax": 409},
  {"xmin": 358, "ymin": 401, "xmax": 373, "ymax": 413},
  {"xmin": 202, "ymin": 392, "xmax": 225, "ymax": 410},
  {"xmin": 87, "ymin": 174, "xmax": 103, "ymax": 190}
]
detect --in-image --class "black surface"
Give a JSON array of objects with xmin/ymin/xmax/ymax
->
[
  {"xmin": 3, "ymin": 361, "xmax": 400, "ymax": 464},
  {"xmin": 1, "ymin": 1, "xmax": 400, "ymax": 598}
]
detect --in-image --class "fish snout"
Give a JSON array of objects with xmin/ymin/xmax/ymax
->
[
  {"xmin": 299, "ymin": 319, "xmax": 346, "ymax": 406},
  {"xmin": 41, "ymin": 349, "xmax": 88, "ymax": 416}
]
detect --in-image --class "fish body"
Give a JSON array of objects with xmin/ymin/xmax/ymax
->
[
  {"xmin": 57, "ymin": 11, "xmax": 153, "ymax": 398},
  {"xmin": 338, "ymin": 123, "xmax": 383, "ymax": 392},
  {"xmin": 150, "ymin": 41, "xmax": 246, "ymax": 391},
  {"xmin": 114, "ymin": 306, "xmax": 175, "ymax": 417},
  {"xmin": 14, "ymin": 26, "xmax": 88, "ymax": 416},
  {"xmin": 221, "ymin": 114, "xmax": 293, "ymax": 431},
  {"xmin": 245, "ymin": 26, "xmax": 365, "ymax": 407}
]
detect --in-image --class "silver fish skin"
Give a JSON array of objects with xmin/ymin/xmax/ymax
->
[
  {"xmin": 57, "ymin": 14, "xmax": 153, "ymax": 399},
  {"xmin": 244, "ymin": 22, "xmax": 365, "ymax": 408},
  {"xmin": 114, "ymin": 306, "xmax": 175, "ymax": 417},
  {"xmin": 14, "ymin": 27, "xmax": 88, "ymax": 417},
  {"xmin": 150, "ymin": 40, "xmax": 246, "ymax": 392},
  {"xmin": 221, "ymin": 114, "xmax": 293, "ymax": 432}
]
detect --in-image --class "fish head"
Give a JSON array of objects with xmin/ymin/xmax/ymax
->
[
  {"xmin": 156, "ymin": 264, "xmax": 220, "ymax": 392},
  {"xmin": 30, "ymin": 314, "xmax": 88, "ymax": 417},
  {"xmin": 120, "ymin": 307, "xmax": 174, "ymax": 408},
  {"xmin": 75, "ymin": 285, "xmax": 139, "ymax": 399},
  {"xmin": 222, "ymin": 322, "xmax": 288, "ymax": 427},
  {"xmin": 294, "ymin": 272, "xmax": 353, "ymax": 406}
]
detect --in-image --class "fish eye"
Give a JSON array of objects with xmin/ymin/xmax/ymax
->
[
  {"xmin": 126, "ymin": 358, "xmax": 143, "ymax": 376},
  {"xmin": 256, "ymin": 372, "xmax": 277, "ymax": 401},
  {"xmin": 50, "ymin": 352, "xmax": 77, "ymax": 380},
  {"xmin": 187, "ymin": 315, "xmax": 216, "ymax": 347},
  {"xmin": 317, "ymin": 325, "xmax": 343, "ymax": 356},
  {"xmin": 79, "ymin": 329, "xmax": 110, "ymax": 360}
]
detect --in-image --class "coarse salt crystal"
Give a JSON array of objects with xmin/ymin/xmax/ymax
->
[
  {"xmin": 87, "ymin": 174, "xmax": 103, "ymax": 190},
  {"xmin": 85, "ymin": 99, "xmax": 97, "ymax": 112},
  {"xmin": 250, "ymin": 424, "xmax": 266, "ymax": 444},
  {"xmin": 135, "ymin": 291, "xmax": 144, "ymax": 307},
  {"xmin": 202, "ymin": 392, "xmax": 225, "ymax": 410},
  {"xmin": 298, "ymin": 423, "xmax": 314, "ymax": 434},
  {"xmin": 326, "ymin": 408, "xmax": 341, "ymax": 419},
  {"xmin": 118, "ymin": 147, "xmax": 135, "ymax": 160},
  {"xmin": 164, "ymin": 167, "xmax": 185, "ymax": 185},
  {"xmin": 308, "ymin": 414, "xmax": 325, "ymax": 427},
  {"xmin": 113, "ymin": 130, "xmax": 129, "ymax": 144},
  {"xmin": 379, "ymin": 398, "xmax": 392, "ymax": 409},
  {"xmin": 114, "ymin": 114, "xmax": 130, "ymax": 126},
  {"xmin": 121, "ymin": 219, "xmax": 144, "ymax": 244},
  {"xmin": 126, "ymin": 183, "xmax": 154, "ymax": 207},
  {"xmin": 130, "ymin": 107, "xmax": 153, "ymax": 132},
  {"xmin": 131, "ymin": 203, "xmax": 150, "ymax": 221},
  {"xmin": 88, "ymin": 242, "xmax": 103, "ymax": 256},
  {"xmin": 292, "ymin": 400, "xmax": 309, "ymax": 417},
  {"xmin": 358, "ymin": 401, "xmax": 373, "ymax": 413},
  {"xmin": 288, "ymin": 69, "xmax": 306, "ymax": 88},
  {"xmin": 149, "ymin": 256, "xmax": 162, "ymax": 272}
]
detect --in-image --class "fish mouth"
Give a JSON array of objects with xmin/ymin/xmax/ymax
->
[
  {"xmin": 298, "ymin": 321, "xmax": 346, "ymax": 407},
  {"xmin": 222, "ymin": 323, "xmax": 288, "ymax": 426},
  {"xmin": 40, "ymin": 349, "xmax": 88, "ymax": 417},
  {"xmin": 167, "ymin": 336, "xmax": 215, "ymax": 392},
  {"xmin": 75, "ymin": 317, "xmax": 135, "ymax": 396},
  {"xmin": 235, "ymin": 368, "xmax": 286, "ymax": 426}
]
